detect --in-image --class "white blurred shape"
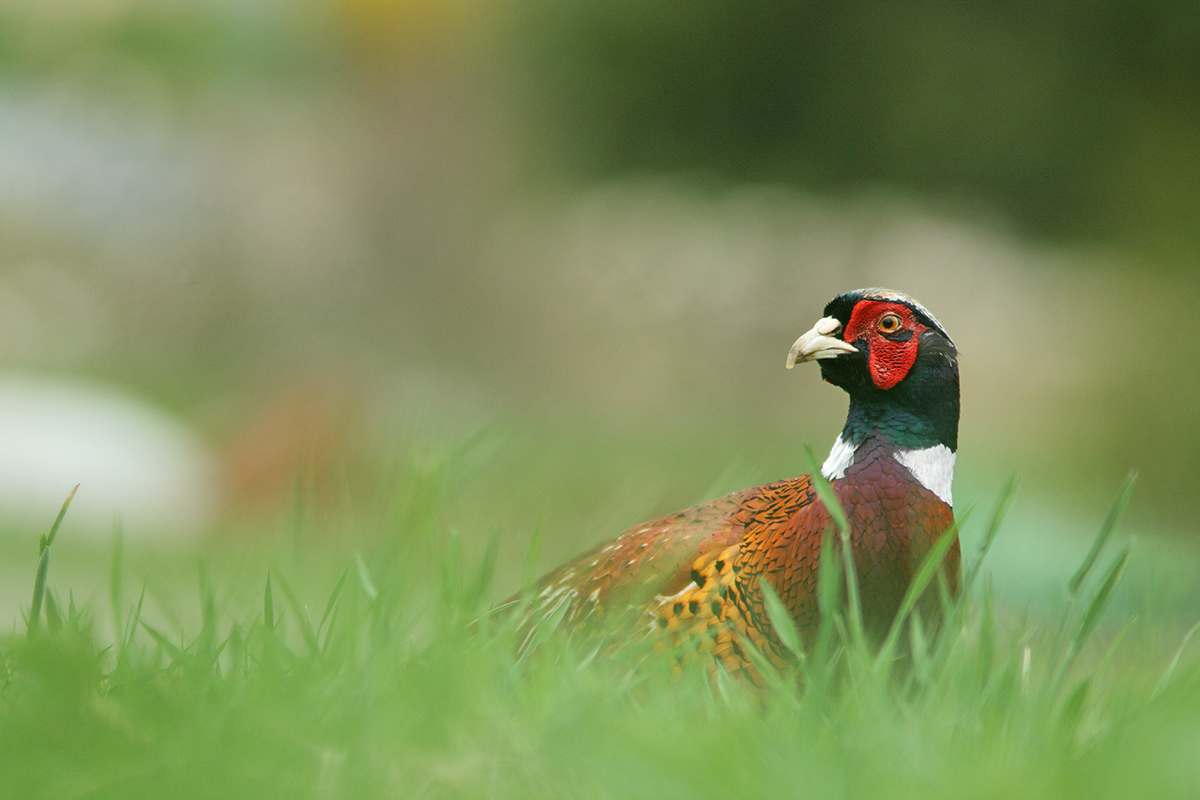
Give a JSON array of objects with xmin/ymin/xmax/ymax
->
[{"xmin": 0, "ymin": 375, "xmax": 218, "ymax": 540}]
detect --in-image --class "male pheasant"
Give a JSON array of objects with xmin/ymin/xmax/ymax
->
[{"xmin": 518, "ymin": 288, "xmax": 960, "ymax": 679}]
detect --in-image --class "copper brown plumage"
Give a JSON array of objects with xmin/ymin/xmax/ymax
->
[{"xmin": 515, "ymin": 288, "xmax": 961, "ymax": 680}]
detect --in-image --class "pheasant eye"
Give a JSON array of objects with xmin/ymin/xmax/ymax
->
[{"xmin": 877, "ymin": 313, "xmax": 902, "ymax": 333}]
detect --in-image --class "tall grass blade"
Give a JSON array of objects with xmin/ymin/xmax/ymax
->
[
  {"xmin": 712, "ymin": 661, "xmax": 739, "ymax": 708},
  {"xmin": 319, "ymin": 564, "xmax": 352, "ymax": 637},
  {"xmin": 979, "ymin": 577, "xmax": 997, "ymax": 676},
  {"xmin": 194, "ymin": 631, "xmax": 233, "ymax": 675},
  {"xmin": 276, "ymin": 573, "xmax": 320, "ymax": 656},
  {"xmin": 354, "ymin": 551, "xmax": 379, "ymax": 602},
  {"xmin": 934, "ymin": 567, "xmax": 954, "ymax": 621},
  {"xmin": 905, "ymin": 610, "xmax": 930, "ymax": 689},
  {"xmin": 1152, "ymin": 620, "xmax": 1200, "ymax": 701},
  {"xmin": 321, "ymin": 604, "xmax": 341, "ymax": 656},
  {"xmin": 759, "ymin": 577, "xmax": 803, "ymax": 659},
  {"xmin": 875, "ymin": 515, "xmax": 966, "ymax": 675},
  {"xmin": 439, "ymin": 527, "xmax": 465, "ymax": 606},
  {"xmin": 44, "ymin": 591, "xmax": 62, "ymax": 632},
  {"xmin": 735, "ymin": 630, "xmax": 797, "ymax": 701},
  {"xmin": 522, "ymin": 516, "xmax": 546, "ymax": 591},
  {"xmin": 811, "ymin": 531, "xmax": 843, "ymax": 672},
  {"xmin": 1061, "ymin": 539, "xmax": 1134, "ymax": 683},
  {"xmin": 964, "ymin": 477, "xmax": 1017, "ymax": 595},
  {"xmin": 124, "ymin": 585, "xmax": 147, "ymax": 653},
  {"xmin": 196, "ymin": 565, "xmax": 218, "ymax": 659},
  {"xmin": 465, "ymin": 532, "xmax": 501, "ymax": 612},
  {"xmin": 1094, "ymin": 616, "xmax": 1135, "ymax": 681},
  {"xmin": 1058, "ymin": 678, "xmax": 1090, "ymax": 729},
  {"xmin": 45, "ymin": 483, "xmax": 79, "ymax": 551},
  {"xmin": 814, "ymin": 531, "xmax": 842, "ymax": 628},
  {"xmin": 804, "ymin": 445, "xmax": 849, "ymax": 536},
  {"xmin": 838, "ymin": 532, "xmax": 866, "ymax": 651},
  {"xmin": 141, "ymin": 621, "xmax": 185, "ymax": 662},
  {"xmin": 264, "ymin": 572, "xmax": 275, "ymax": 630},
  {"xmin": 27, "ymin": 546, "xmax": 50, "ymax": 637},
  {"xmin": 804, "ymin": 447, "xmax": 862, "ymax": 650},
  {"xmin": 110, "ymin": 516, "xmax": 124, "ymax": 644},
  {"xmin": 28, "ymin": 485, "xmax": 79, "ymax": 636},
  {"xmin": 1068, "ymin": 471, "xmax": 1136, "ymax": 598},
  {"xmin": 1074, "ymin": 539, "xmax": 1133, "ymax": 649},
  {"xmin": 515, "ymin": 591, "xmax": 572, "ymax": 666},
  {"xmin": 478, "ymin": 597, "xmax": 522, "ymax": 620}
]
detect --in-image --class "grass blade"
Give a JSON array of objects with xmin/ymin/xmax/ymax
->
[
  {"xmin": 110, "ymin": 517, "xmax": 125, "ymax": 644},
  {"xmin": 44, "ymin": 591, "xmax": 62, "ymax": 632},
  {"xmin": 515, "ymin": 591, "xmax": 573, "ymax": 666},
  {"xmin": 838, "ymin": 528, "xmax": 866, "ymax": 651},
  {"xmin": 804, "ymin": 447, "xmax": 862, "ymax": 649},
  {"xmin": 759, "ymin": 577, "xmax": 803, "ymax": 659},
  {"xmin": 124, "ymin": 585, "xmax": 147, "ymax": 653},
  {"xmin": 814, "ymin": 531, "xmax": 842, "ymax": 626},
  {"xmin": 875, "ymin": 514, "xmax": 966, "ymax": 675},
  {"xmin": 1069, "ymin": 471, "xmax": 1136, "ymax": 598},
  {"xmin": 319, "ymin": 564, "xmax": 352, "ymax": 637},
  {"xmin": 28, "ymin": 485, "xmax": 80, "ymax": 636},
  {"xmin": 45, "ymin": 484, "xmax": 79, "ymax": 551},
  {"xmin": 963, "ymin": 477, "xmax": 1017, "ymax": 595},
  {"xmin": 1074, "ymin": 539, "xmax": 1133, "ymax": 651},
  {"xmin": 804, "ymin": 445, "xmax": 849, "ymax": 535},
  {"xmin": 354, "ymin": 551, "xmax": 379, "ymax": 602},
  {"xmin": 264, "ymin": 572, "xmax": 275, "ymax": 630},
  {"xmin": 1056, "ymin": 537, "xmax": 1135, "ymax": 689},
  {"xmin": 321, "ymin": 604, "xmax": 341, "ymax": 656},
  {"xmin": 27, "ymin": 546, "xmax": 50, "ymax": 637},
  {"xmin": 1152, "ymin": 620, "xmax": 1200, "ymax": 700},
  {"xmin": 141, "ymin": 621, "xmax": 185, "ymax": 662},
  {"xmin": 810, "ymin": 531, "xmax": 843, "ymax": 679},
  {"xmin": 465, "ymin": 532, "xmax": 501, "ymax": 612},
  {"xmin": 276, "ymin": 573, "xmax": 320, "ymax": 656},
  {"xmin": 1094, "ymin": 616, "xmax": 1135, "ymax": 681}
]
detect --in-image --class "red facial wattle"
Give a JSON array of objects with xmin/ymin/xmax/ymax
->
[{"xmin": 842, "ymin": 300, "xmax": 928, "ymax": 390}]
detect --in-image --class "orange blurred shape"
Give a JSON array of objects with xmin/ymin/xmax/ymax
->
[{"xmin": 220, "ymin": 380, "xmax": 363, "ymax": 516}]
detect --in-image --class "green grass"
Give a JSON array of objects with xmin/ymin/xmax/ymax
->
[{"xmin": 2, "ymin": 450, "xmax": 1198, "ymax": 799}]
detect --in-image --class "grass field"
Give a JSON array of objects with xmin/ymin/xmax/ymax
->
[{"xmin": 2, "ymin": 432, "xmax": 1198, "ymax": 800}]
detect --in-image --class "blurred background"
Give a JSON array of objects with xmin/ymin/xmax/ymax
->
[{"xmin": 0, "ymin": 0, "xmax": 1197, "ymax": 621}]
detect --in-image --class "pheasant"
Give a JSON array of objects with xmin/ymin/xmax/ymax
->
[{"xmin": 518, "ymin": 288, "xmax": 960, "ymax": 679}]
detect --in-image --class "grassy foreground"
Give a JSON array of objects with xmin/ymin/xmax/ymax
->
[{"xmin": 2, "ymin": 464, "xmax": 1198, "ymax": 800}]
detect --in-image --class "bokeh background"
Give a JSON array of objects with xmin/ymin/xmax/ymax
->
[{"xmin": 0, "ymin": 0, "xmax": 1198, "ymax": 622}]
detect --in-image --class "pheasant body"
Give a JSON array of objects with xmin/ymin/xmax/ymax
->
[{"xmin": 519, "ymin": 288, "xmax": 961, "ymax": 679}]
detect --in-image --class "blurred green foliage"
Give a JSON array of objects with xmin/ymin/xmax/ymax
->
[
  {"xmin": 0, "ymin": 1, "xmax": 1193, "ymax": 559},
  {"xmin": 516, "ymin": 0, "xmax": 1200, "ymax": 263}
]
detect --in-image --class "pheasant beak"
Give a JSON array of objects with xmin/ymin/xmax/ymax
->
[{"xmin": 785, "ymin": 316, "xmax": 858, "ymax": 369}]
